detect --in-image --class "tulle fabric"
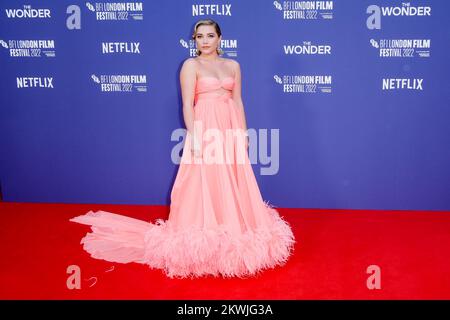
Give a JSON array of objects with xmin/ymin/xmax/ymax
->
[
  {"xmin": 70, "ymin": 202, "xmax": 294, "ymax": 279},
  {"xmin": 70, "ymin": 76, "xmax": 296, "ymax": 278}
]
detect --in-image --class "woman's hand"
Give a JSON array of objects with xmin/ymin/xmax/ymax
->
[{"xmin": 190, "ymin": 134, "xmax": 202, "ymax": 158}]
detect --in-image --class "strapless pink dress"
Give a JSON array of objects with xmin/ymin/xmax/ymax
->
[{"xmin": 70, "ymin": 75, "xmax": 296, "ymax": 278}]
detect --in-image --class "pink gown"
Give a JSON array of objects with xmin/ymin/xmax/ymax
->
[{"xmin": 70, "ymin": 75, "xmax": 296, "ymax": 278}]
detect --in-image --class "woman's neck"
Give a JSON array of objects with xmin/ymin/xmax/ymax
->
[{"xmin": 197, "ymin": 54, "xmax": 220, "ymax": 61}]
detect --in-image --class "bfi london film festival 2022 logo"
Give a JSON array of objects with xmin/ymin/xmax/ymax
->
[
  {"xmin": 366, "ymin": 2, "xmax": 431, "ymax": 91},
  {"xmin": 273, "ymin": 0, "xmax": 334, "ymax": 20},
  {"xmin": 84, "ymin": 1, "xmax": 143, "ymax": 20}
]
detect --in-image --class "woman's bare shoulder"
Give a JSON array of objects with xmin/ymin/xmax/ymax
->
[
  {"xmin": 180, "ymin": 57, "xmax": 199, "ymax": 75},
  {"xmin": 222, "ymin": 57, "xmax": 239, "ymax": 65},
  {"xmin": 223, "ymin": 58, "xmax": 240, "ymax": 75},
  {"xmin": 182, "ymin": 57, "xmax": 198, "ymax": 67}
]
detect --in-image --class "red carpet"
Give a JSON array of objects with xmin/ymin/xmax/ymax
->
[{"xmin": 0, "ymin": 202, "xmax": 449, "ymax": 300}]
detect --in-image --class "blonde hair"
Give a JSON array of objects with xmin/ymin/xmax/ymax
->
[{"xmin": 192, "ymin": 19, "xmax": 224, "ymax": 56}]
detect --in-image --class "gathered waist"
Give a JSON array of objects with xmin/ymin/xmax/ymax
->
[{"xmin": 195, "ymin": 92, "xmax": 232, "ymax": 103}]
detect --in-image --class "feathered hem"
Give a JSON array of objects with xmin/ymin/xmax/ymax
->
[{"xmin": 70, "ymin": 202, "xmax": 296, "ymax": 279}]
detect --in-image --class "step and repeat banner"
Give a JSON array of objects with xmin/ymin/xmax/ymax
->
[{"xmin": 0, "ymin": 1, "xmax": 449, "ymax": 210}]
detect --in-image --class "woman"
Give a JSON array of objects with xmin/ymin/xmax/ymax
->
[{"xmin": 70, "ymin": 19, "xmax": 295, "ymax": 279}]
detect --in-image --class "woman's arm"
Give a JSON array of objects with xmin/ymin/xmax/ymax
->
[
  {"xmin": 179, "ymin": 58, "xmax": 197, "ymax": 135},
  {"xmin": 180, "ymin": 58, "xmax": 202, "ymax": 155},
  {"xmin": 231, "ymin": 60, "xmax": 248, "ymax": 133}
]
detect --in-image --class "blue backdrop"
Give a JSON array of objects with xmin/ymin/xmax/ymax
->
[{"xmin": 1, "ymin": 0, "xmax": 449, "ymax": 210}]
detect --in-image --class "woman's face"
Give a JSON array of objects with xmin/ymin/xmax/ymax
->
[{"xmin": 194, "ymin": 25, "xmax": 221, "ymax": 55}]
